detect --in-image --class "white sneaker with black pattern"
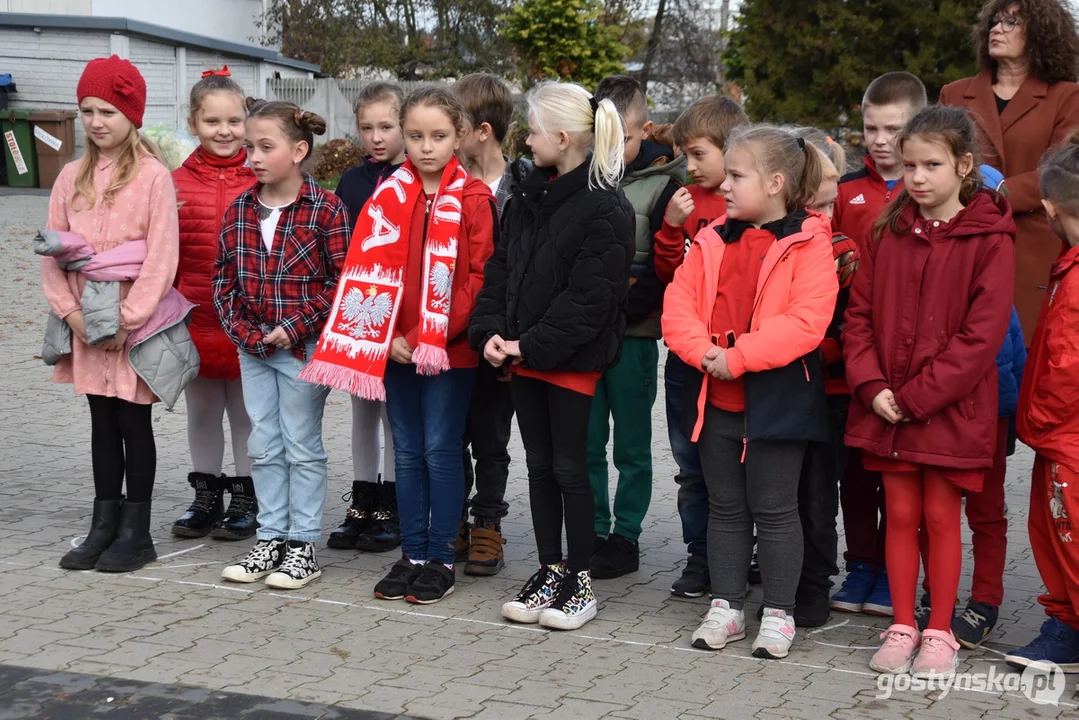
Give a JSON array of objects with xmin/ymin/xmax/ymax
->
[
  {"xmin": 221, "ymin": 538, "xmax": 286, "ymax": 583},
  {"xmin": 265, "ymin": 541, "xmax": 322, "ymax": 589}
]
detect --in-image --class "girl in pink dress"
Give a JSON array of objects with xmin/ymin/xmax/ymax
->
[{"xmin": 42, "ymin": 56, "xmax": 180, "ymax": 573}]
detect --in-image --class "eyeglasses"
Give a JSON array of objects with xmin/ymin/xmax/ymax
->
[{"xmin": 988, "ymin": 15, "xmax": 1022, "ymax": 33}]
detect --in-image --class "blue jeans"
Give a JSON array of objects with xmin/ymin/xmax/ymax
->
[
  {"xmin": 664, "ymin": 352, "xmax": 707, "ymax": 557},
  {"xmin": 239, "ymin": 344, "xmax": 331, "ymax": 543},
  {"xmin": 384, "ymin": 362, "xmax": 476, "ymax": 564}
]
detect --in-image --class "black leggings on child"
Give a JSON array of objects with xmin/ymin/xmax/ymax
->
[
  {"xmin": 511, "ymin": 376, "xmax": 595, "ymax": 572},
  {"xmin": 88, "ymin": 395, "xmax": 156, "ymax": 502}
]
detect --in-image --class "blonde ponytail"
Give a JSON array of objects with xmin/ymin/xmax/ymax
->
[
  {"xmin": 590, "ymin": 97, "xmax": 625, "ymax": 189},
  {"xmin": 526, "ymin": 81, "xmax": 626, "ymax": 189}
]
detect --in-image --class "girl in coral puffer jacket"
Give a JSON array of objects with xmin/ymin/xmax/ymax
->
[{"xmin": 170, "ymin": 69, "xmax": 258, "ymax": 542}]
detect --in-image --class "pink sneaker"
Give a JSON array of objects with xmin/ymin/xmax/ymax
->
[
  {"xmin": 869, "ymin": 624, "xmax": 920, "ymax": 674},
  {"xmin": 911, "ymin": 629, "xmax": 960, "ymax": 679}
]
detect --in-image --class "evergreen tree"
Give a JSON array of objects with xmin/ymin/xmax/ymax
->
[{"xmin": 724, "ymin": 0, "xmax": 985, "ymax": 125}]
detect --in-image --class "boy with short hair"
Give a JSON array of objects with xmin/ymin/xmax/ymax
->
[
  {"xmin": 830, "ymin": 71, "xmax": 928, "ymax": 618},
  {"xmin": 452, "ymin": 73, "xmax": 531, "ymax": 577},
  {"xmin": 656, "ymin": 94, "xmax": 749, "ymax": 597},
  {"xmin": 586, "ymin": 75, "xmax": 684, "ymax": 579}
]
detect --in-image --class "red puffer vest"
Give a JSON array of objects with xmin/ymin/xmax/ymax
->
[{"xmin": 172, "ymin": 147, "xmax": 256, "ymax": 379}]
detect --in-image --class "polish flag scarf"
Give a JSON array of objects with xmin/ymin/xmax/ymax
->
[{"xmin": 299, "ymin": 156, "xmax": 466, "ymax": 400}]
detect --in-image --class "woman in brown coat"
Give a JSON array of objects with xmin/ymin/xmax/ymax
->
[{"xmin": 939, "ymin": 0, "xmax": 1079, "ymax": 340}]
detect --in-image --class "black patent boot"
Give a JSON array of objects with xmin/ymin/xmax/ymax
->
[
  {"xmin": 355, "ymin": 480, "xmax": 401, "ymax": 553},
  {"xmin": 210, "ymin": 476, "xmax": 259, "ymax": 541},
  {"xmin": 171, "ymin": 472, "xmax": 224, "ymax": 538},
  {"xmin": 60, "ymin": 499, "xmax": 122, "ymax": 570},
  {"xmin": 96, "ymin": 500, "xmax": 157, "ymax": 572},
  {"xmin": 327, "ymin": 480, "xmax": 377, "ymax": 549}
]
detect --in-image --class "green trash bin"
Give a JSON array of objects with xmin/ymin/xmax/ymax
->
[{"xmin": 1, "ymin": 109, "xmax": 39, "ymax": 188}]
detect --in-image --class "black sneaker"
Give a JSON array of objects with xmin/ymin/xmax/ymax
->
[
  {"xmin": 589, "ymin": 533, "xmax": 639, "ymax": 579},
  {"xmin": 671, "ymin": 555, "xmax": 710, "ymax": 598},
  {"xmin": 952, "ymin": 600, "xmax": 999, "ymax": 649},
  {"xmin": 374, "ymin": 556, "xmax": 424, "ymax": 600},
  {"xmin": 221, "ymin": 538, "xmax": 286, "ymax": 583},
  {"xmin": 327, "ymin": 481, "xmax": 377, "ymax": 549},
  {"xmin": 914, "ymin": 592, "xmax": 932, "ymax": 632},
  {"xmin": 406, "ymin": 561, "xmax": 455, "ymax": 604},
  {"xmin": 265, "ymin": 541, "xmax": 321, "ymax": 589}
]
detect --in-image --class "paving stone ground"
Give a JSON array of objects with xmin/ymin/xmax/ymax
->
[{"xmin": 2, "ymin": 191, "xmax": 1078, "ymax": 719}]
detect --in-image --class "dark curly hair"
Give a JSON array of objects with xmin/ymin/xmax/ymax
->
[{"xmin": 974, "ymin": 0, "xmax": 1079, "ymax": 84}]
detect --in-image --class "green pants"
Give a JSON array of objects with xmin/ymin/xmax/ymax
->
[{"xmin": 587, "ymin": 337, "xmax": 659, "ymax": 542}]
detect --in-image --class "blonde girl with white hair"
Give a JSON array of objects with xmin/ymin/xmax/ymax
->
[{"xmin": 469, "ymin": 80, "xmax": 636, "ymax": 630}]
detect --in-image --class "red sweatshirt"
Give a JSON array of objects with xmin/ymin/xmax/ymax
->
[
  {"xmin": 654, "ymin": 184, "xmax": 728, "ymax": 284},
  {"xmin": 396, "ymin": 177, "xmax": 497, "ymax": 368},
  {"xmin": 833, "ymin": 155, "xmax": 904, "ymax": 249}
]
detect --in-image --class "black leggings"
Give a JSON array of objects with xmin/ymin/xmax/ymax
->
[
  {"xmin": 88, "ymin": 395, "xmax": 156, "ymax": 502},
  {"xmin": 511, "ymin": 376, "xmax": 595, "ymax": 572}
]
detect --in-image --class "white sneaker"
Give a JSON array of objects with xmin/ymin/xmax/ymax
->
[
  {"xmin": 752, "ymin": 608, "xmax": 796, "ymax": 659},
  {"xmin": 691, "ymin": 599, "xmax": 746, "ymax": 650},
  {"xmin": 503, "ymin": 563, "xmax": 566, "ymax": 624},
  {"xmin": 221, "ymin": 538, "xmax": 286, "ymax": 583},
  {"xmin": 538, "ymin": 570, "xmax": 597, "ymax": 630},
  {"xmin": 265, "ymin": 541, "xmax": 322, "ymax": 589}
]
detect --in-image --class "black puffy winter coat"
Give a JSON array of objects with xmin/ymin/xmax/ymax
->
[{"xmin": 469, "ymin": 160, "xmax": 635, "ymax": 372}]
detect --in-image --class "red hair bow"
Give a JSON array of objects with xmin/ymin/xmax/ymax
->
[
  {"xmin": 202, "ymin": 66, "xmax": 231, "ymax": 78},
  {"xmin": 112, "ymin": 75, "xmax": 136, "ymax": 97}
]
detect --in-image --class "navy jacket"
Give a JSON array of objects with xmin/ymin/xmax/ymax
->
[{"xmin": 996, "ymin": 306, "xmax": 1026, "ymax": 418}]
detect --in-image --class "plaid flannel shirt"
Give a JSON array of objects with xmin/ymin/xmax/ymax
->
[{"xmin": 213, "ymin": 176, "xmax": 350, "ymax": 360}]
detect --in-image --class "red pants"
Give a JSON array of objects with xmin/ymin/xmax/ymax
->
[
  {"xmin": 884, "ymin": 468, "xmax": 964, "ymax": 632},
  {"xmin": 920, "ymin": 417, "xmax": 1009, "ymax": 606},
  {"xmin": 840, "ymin": 451, "xmax": 886, "ymax": 567},
  {"xmin": 1030, "ymin": 455, "xmax": 1079, "ymax": 630}
]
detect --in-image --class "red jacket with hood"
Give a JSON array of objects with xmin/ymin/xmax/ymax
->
[
  {"xmin": 173, "ymin": 147, "xmax": 256, "ymax": 379},
  {"xmin": 843, "ymin": 190, "xmax": 1016, "ymax": 484},
  {"xmin": 1018, "ymin": 243, "xmax": 1079, "ymax": 468},
  {"xmin": 395, "ymin": 176, "xmax": 498, "ymax": 368}
]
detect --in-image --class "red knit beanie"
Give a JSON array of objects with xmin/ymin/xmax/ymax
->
[{"xmin": 77, "ymin": 55, "xmax": 147, "ymax": 128}]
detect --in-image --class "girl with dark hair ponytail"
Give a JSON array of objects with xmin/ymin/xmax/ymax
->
[{"xmin": 844, "ymin": 104, "xmax": 1016, "ymax": 677}]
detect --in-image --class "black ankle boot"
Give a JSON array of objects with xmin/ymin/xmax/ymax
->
[
  {"xmin": 327, "ymin": 480, "xmax": 377, "ymax": 549},
  {"xmin": 171, "ymin": 472, "xmax": 224, "ymax": 538},
  {"xmin": 60, "ymin": 499, "xmax": 122, "ymax": 570},
  {"xmin": 355, "ymin": 480, "xmax": 401, "ymax": 552},
  {"xmin": 211, "ymin": 476, "xmax": 259, "ymax": 541},
  {"xmin": 96, "ymin": 500, "xmax": 157, "ymax": 572}
]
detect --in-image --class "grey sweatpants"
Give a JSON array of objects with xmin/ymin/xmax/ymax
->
[{"xmin": 698, "ymin": 405, "xmax": 806, "ymax": 612}]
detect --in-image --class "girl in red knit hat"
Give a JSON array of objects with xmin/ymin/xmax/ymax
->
[
  {"xmin": 169, "ymin": 68, "xmax": 258, "ymax": 543},
  {"xmin": 44, "ymin": 55, "xmax": 182, "ymax": 573}
]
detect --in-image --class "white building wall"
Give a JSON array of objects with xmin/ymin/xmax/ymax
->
[{"xmin": 0, "ymin": 0, "xmax": 266, "ymax": 46}]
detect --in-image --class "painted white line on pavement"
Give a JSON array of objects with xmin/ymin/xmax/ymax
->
[
  {"xmin": 156, "ymin": 544, "xmax": 205, "ymax": 560},
  {"xmin": 154, "ymin": 562, "xmax": 217, "ymax": 570},
  {"xmin": 807, "ymin": 619, "xmax": 850, "ymax": 634}
]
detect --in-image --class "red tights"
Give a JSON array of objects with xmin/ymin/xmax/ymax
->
[{"xmin": 883, "ymin": 468, "xmax": 963, "ymax": 632}]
